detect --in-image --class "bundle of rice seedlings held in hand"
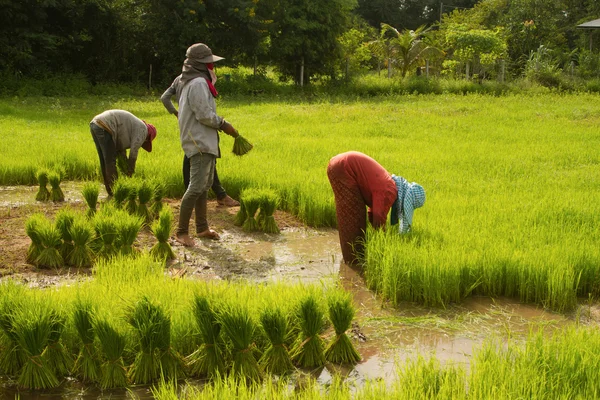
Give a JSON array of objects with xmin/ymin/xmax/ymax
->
[
  {"xmin": 219, "ymin": 304, "xmax": 262, "ymax": 383},
  {"xmin": 25, "ymin": 213, "xmax": 47, "ymax": 265},
  {"xmin": 48, "ymin": 171, "xmax": 65, "ymax": 202},
  {"xmin": 55, "ymin": 207, "xmax": 76, "ymax": 261},
  {"xmin": 259, "ymin": 189, "xmax": 280, "ymax": 234},
  {"xmin": 72, "ymin": 300, "xmax": 100, "ymax": 382},
  {"xmin": 291, "ymin": 295, "xmax": 326, "ymax": 369},
  {"xmin": 67, "ymin": 216, "xmax": 95, "ymax": 267},
  {"xmin": 82, "ymin": 182, "xmax": 99, "ymax": 218},
  {"xmin": 127, "ymin": 296, "xmax": 181, "ymax": 384},
  {"xmin": 35, "ymin": 169, "xmax": 50, "ymax": 202},
  {"xmin": 95, "ymin": 319, "xmax": 128, "ymax": 389},
  {"xmin": 324, "ymin": 291, "xmax": 361, "ymax": 365},
  {"xmin": 36, "ymin": 218, "xmax": 64, "ymax": 269},
  {"xmin": 259, "ymin": 307, "xmax": 293, "ymax": 375},
  {"xmin": 13, "ymin": 304, "xmax": 59, "ymax": 389},
  {"xmin": 150, "ymin": 207, "xmax": 175, "ymax": 263},
  {"xmin": 241, "ymin": 189, "xmax": 260, "ymax": 232},
  {"xmin": 137, "ymin": 180, "xmax": 153, "ymax": 224},
  {"xmin": 232, "ymin": 134, "xmax": 253, "ymax": 156},
  {"xmin": 0, "ymin": 301, "xmax": 25, "ymax": 375},
  {"xmin": 111, "ymin": 179, "xmax": 130, "ymax": 209},
  {"xmin": 43, "ymin": 312, "xmax": 73, "ymax": 378},
  {"xmin": 186, "ymin": 295, "xmax": 225, "ymax": 378}
]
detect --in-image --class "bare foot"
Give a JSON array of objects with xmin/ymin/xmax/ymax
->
[
  {"xmin": 197, "ymin": 228, "xmax": 220, "ymax": 240},
  {"xmin": 175, "ymin": 234, "xmax": 195, "ymax": 247}
]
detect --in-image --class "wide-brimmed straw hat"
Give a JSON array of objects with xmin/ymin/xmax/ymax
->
[{"xmin": 186, "ymin": 43, "xmax": 224, "ymax": 63}]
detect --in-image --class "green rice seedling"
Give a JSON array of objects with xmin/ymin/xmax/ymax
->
[
  {"xmin": 324, "ymin": 291, "xmax": 360, "ymax": 365},
  {"xmin": 72, "ymin": 300, "xmax": 100, "ymax": 383},
  {"xmin": 94, "ymin": 319, "xmax": 128, "ymax": 389},
  {"xmin": 291, "ymin": 295, "xmax": 325, "ymax": 369},
  {"xmin": 150, "ymin": 207, "xmax": 175, "ymax": 263},
  {"xmin": 111, "ymin": 178, "xmax": 130, "ymax": 209},
  {"xmin": 258, "ymin": 189, "xmax": 280, "ymax": 234},
  {"xmin": 67, "ymin": 216, "xmax": 95, "ymax": 268},
  {"xmin": 48, "ymin": 171, "xmax": 65, "ymax": 202},
  {"xmin": 82, "ymin": 182, "xmax": 99, "ymax": 218},
  {"xmin": 186, "ymin": 295, "xmax": 225, "ymax": 378},
  {"xmin": 259, "ymin": 307, "xmax": 293, "ymax": 375},
  {"xmin": 116, "ymin": 154, "xmax": 129, "ymax": 177},
  {"xmin": 137, "ymin": 180, "xmax": 154, "ymax": 224},
  {"xmin": 127, "ymin": 296, "xmax": 182, "ymax": 384},
  {"xmin": 219, "ymin": 304, "xmax": 262, "ymax": 383},
  {"xmin": 241, "ymin": 190, "xmax": 260, "ymax": 232},
  {"xmin": 25, "ymin": 213, "xmax": 47, "ymax": 265},
  {"xmin": 94, "ymin": 213, "xmax": 119, "ymax": 258},
  {"xmin": 35, "ymin": 220, "xmax": 64, "ymax": 269},
  {"xmin": 35, "ymin": 169, "xmax": 50, "ymax": 202},
  {"xmin": 232, "ymin": 134, "xmax": 253, "ymax": 156},
  {"xmin": 116, "ymin": 211, "xmax": 143, "ymax": 256},
  {"xmin": 233, "ymin": 200, "xmax": 247, "ymax": 227},
  {"xmin": 126, "ymin": 182, "xmax": 138, "ymax": 216},
  {"xmin": 55, "ymin": 207, "xmax": 76, "ymax": 261},
  {"xmin": 43, "ymin": 312, "xmax": 73, "ymax": 378},
  {"xmin": 13, "ymin": 305, "xmax": 59, "ymax": 389},
  {"xmin": 0, "ymin": 303, "xmax": 24, "ymax": 375},
  {"xmin": 150, "ymin": 181, "xmax": 164, "ymax": 218}
]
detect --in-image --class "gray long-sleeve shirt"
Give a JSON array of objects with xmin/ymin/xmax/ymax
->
[
  {"xmin": 178, "ymin": 77, "xmax": 224, "ymax": 158},
  {"xmin": 160, "ymin": 75, "xmax": 182, "ymax": 115}
]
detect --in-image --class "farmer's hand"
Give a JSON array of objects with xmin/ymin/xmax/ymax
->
[
  {"xmin": 174, "ymin": 111, "xmax": 179, "ymax": 118},
  {"xmin": 220, "ymin": 120, "xmax": 239, "ymax": 138}
]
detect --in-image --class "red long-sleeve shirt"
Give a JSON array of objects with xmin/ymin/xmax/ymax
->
[{"xmin": 329, "ymin": 151, "xmax": 398, "ymax": 227}]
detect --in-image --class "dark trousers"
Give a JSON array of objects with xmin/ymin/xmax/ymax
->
[
  {"xmin": 183, "ymin": 155, "xmax": 227, "ymax": 200},
  {"xmin": 90, "ymin": 122, "xmax": 117, "ymax": 196}
]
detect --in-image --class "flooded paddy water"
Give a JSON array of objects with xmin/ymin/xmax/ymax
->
[{"xmin": 0, "ymin": 182, "xmax": 597, "ymax": 399}]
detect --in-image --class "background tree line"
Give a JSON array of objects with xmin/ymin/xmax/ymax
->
[{"xmin": 1, "ymin": 0, "xmax": 599, "ymax": 88}]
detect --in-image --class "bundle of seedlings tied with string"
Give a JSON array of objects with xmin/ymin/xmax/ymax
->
[
  {"xmin": 43, "ymin": 312, "xmax": 73, "ymax": 378},
  {"xmin": 13, "ymin": 302, "xmax": 60, "ymax": 389},
  {"xmin": 259, "ymin": 306, "xmax": 293, "ymax": 375},
  {"xmin": 324, "ymin": 291, "xmax": 361, "ymax": 365},
  {"xmin": 35, "ymin": 169, "xmax": 51, "ymax": 202},
  {"xmin": 219, "ymin": 303, "xmax": 263, "ymax": 383},
  {"xmin": 150, "ymin": 206, "xmax": 175, "ymax": 263},
  {"xmin": 240, "ymin": 189, "xmax": 261, "ymax": 232},
  {"xmin": 111, "ymin": 178, "xmax": 130, "ymax": 210},
  {"xmin": 137, "ymin": 179, "xmax": 153, "ymax": 224},
  {"xmin": 67, "ymin": 215, "xmax": 95, "ymax": 267},
  {"xmin": 94, "ymin": 318, "xmax": 128, "ymax": 389},
  {"xmin": 0, "ymin": 301, "xmax": 24, "ymax": 376},
  {"xmin": 127, "ymin": 296, "xmax": 182, "ymax": 384},
  {"xmin": 72, "ymin": 300, "xmax": 100, "ymax": 383},
  {"xmin": 25, "ymin": 213, "xmax": 47, "ymax": 265},
  {"xmin": 232, "ymin": 133, "xmax": 253, "ymax": 156},
  {"xmin": 115, "ymin": 209, "xmax": 143, "ymax": 256},
  {"xmin": 82, "ymin": 182, "xmax": 99, "ymax": 218},
  {"xmin": 291, "ymin": 294, "xmax": 326, "ymax": 369},
  {"xmin": 258, "ymin": 189, "xmax": 280, "ymax": 234},
  {"xmin": 150, "ymin": 181, "xmax": 164, "ymax": 218},
  {"xmin": 233, "ymin": 199, "xmax": 247, "ymax": 227},
  {"xmin": 48, "ymin": 170, "xmax": 65, "ymax": 202},
  {"xmin": 55, "ymin": 207, "xmax": 76, "ymax": 261},
  {"xmin": 36, "ymin": 217, "xmax": 64, "ymax": 269},
  {"xmin": 93, "ymin": 209, "xmax": 119, "ymax": 259},
  {"xmin": 186, "ymin": 294, "xmax": 225, "ymax": 379},
  {"xmin": 126, "ymin": 181, "xmax": 138, "ymax": 216}
]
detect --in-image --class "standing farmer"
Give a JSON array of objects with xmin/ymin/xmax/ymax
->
[
  {"xmin": 90, "ymin": 109, "xmax": 157, "ymax": 196},
  {"xmin": 327, "ymin": 151, "xmax": 425, "ymax": 265},
  {"xmin": 175, "ymin": 43, "xmax": 239, "ymax": 247}
]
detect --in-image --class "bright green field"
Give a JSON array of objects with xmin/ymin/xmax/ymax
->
[{"xmin": 1, "ymin": 94, "xmax": 600, "ymax": 310}]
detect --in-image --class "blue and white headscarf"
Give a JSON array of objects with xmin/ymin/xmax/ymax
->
[{"xmin": 390, "ymin": 175, "xmax": 426, "ymax": 234}]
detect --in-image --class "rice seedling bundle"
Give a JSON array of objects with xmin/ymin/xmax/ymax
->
[
  {"xmin": 48, "ymin": 171, "xmax": 65, "ymax": 202},
  {"xmin": 126, "ymin": 182, "xmax": 138, "ymax": 215},
  {"xmin": 36, "ymin": 220, "xmax": 64, "ymax": 269},
  {"xmin": 35, "ymin": 169, "xmax": 50, "ymax": 202},
  {"xmin": 186, "ymin": 295, "xmax": 225, "ymax": 378},
  {"xmin": 25, "ymin": 213, "xmax": 47, "ymax": 265},
  {"xmin": 116, "ymin": 211, "xmax": 143, "ymax": 256},
  {"xmin": 150, "ymin": 207, "xmax": 175, "ymax": 263},
  {"xmin": 0, "ymin": 304, "xmax": 24, "ymax": 375},
  {"xmin": 259, "ymin": 307, "xmax": 293, "ymax": 375},
  {"xmin": 55, "ymin": 207, "xmax": 76, "ymax": 261},
  {"xmin": 241, "ymin": 189, "xmax": 260, "ymax": 232},
  {"xmin": 111, "ymin": 178, "xmax": 130, "ymax": 209},
  {"xmin": 13, "ymin": 306, "xmax": 59, "ymax": 389},
  {"xmin": 127, "ymin": 296, "xmax": 181, "ymax": 384},
  {"xmin": 151, "ymin": 181, "xmax": 164, "ymax": 218},
  {"xmin": 43, "ymin": 312, "xmax": 73, "ymax": 378},
  {"xmin": 232, "ymin": 135, "xmax": 253, "ymax": 156},
  {"xmin": 67, "ymin": 216, "xmax": 95, "ymax": 268},
  {"xmin": 137, "ymin": 180, "xmax": 153, "ymax": 224},
  {"xmin": 323, "ymin": 291, "xmax": 360, "ymax": 365},
  {"xmin": 94, "ymin": 319, "xmax": 128, "ymax": 389},
  {"xmin": 233, "ymin": 200, "xmax": 247, "ymax": 227},
  {"xmin": 116, "ymin": 154, "xmax": 129, "ymax": 177},
  {"xmin": 72, "ymin": 300, "xmax": 100, "ymax": 382},
  {"xmin": 82, "ymin": 182, "xmax": 99, "ymax": 218},
  {"xmin": 94, "ymin": 213, "xmax": 119, "ymax": 258},
  {"xmin": 258, "ymin": 189, "xmax": 280, "ymax": 234},
  {"xmin": 291, "ymin": 295, "xmax": 325, "ymax": 369},
  {"xmin": 219, "ymin": 304, "xmax": 263, "ymax": 383}
]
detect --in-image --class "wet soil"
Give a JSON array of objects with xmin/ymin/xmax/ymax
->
[{"xmin": 1, "ymin": 183, "xmax": 599, "ymax": 398}]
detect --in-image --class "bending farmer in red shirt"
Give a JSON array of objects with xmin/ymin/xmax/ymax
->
[{"xmin": 327, "ymin": 151, "xmax": 426, "ymax": 265}]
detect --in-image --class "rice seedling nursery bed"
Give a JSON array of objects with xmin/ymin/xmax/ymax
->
[{"xmin": 1, "ymin": 93, "xmax": 600, "ymax": 398}]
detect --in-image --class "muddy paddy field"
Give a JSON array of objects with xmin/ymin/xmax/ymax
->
[{"xmin": 1, "ymin": 182, "xmax": 599, "ymax": 399}]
